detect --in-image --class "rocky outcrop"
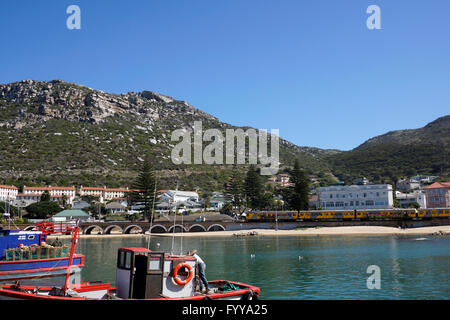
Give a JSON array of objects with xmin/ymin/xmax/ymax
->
[{"xmin": 0, "ymin": 79, "xmax": 217, "ymax": 127}]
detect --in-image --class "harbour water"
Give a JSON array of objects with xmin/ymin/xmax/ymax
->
[{"xmin": 76, "ymin": 234, "xmax": 449, "ymax": 300}]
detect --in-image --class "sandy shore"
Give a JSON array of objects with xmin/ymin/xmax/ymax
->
[
  {"xmin": 152, "ymin": 225, "xmax": 450, "ymax": 237},
  {"xmin": 47, "ymin": 225, "xmax": 450, "ymax": 239}
]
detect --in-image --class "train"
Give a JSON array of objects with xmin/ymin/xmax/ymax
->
[{"xmin": 245, "ymin": 208, "xmax": 450, "ymax": 222}]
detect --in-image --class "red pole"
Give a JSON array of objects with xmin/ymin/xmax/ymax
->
[{"xmin": 63, "ymin": 226, "xmax": 79, "ymax": 294}]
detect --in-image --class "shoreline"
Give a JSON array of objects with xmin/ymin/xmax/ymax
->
[{"xmin": 47, "ymin": 225, "xmax": 450, "ymax": 239}]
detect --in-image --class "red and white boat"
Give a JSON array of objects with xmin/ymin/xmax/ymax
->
[{"xmin": 0, "ymin": 237, "xmax": 260, "ymax": 300}]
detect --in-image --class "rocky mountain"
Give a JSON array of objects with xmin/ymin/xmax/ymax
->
[
  {"xmin": 1, "ymin": 79, "xmax": 447, "ymax": 191},
  {"xmin": 0, "ymin": 80, "xmax": 333, "ymax": 191},
  {"xmin": 326, "ymin": 115, "xmax": 450, "ymax": 184}
]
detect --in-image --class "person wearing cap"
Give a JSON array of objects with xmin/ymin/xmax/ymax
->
[{"xmin": 190, "ymin": 249, "xmax": 210, "ymax": 293}]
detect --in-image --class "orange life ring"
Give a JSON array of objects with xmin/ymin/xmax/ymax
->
[{"xmin": 172, "ymin": 263, "xmax": 194, "ymax": 286}]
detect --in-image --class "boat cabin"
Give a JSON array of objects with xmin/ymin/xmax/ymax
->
[
  {"xmin": 116, "ymin": 248, "xmax": 198, "ymax": 299},
  {"xmin": 0, "ymin": 230, "xmax": 45, "ymax": 260}
]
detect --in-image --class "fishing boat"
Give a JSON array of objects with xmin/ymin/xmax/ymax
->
[
  {"xmin": 0, "ymin": 222, "xmax": 260, "ymax": 300},
  {"xmin": 0, "ymin": 220, "xmax": 84, "ymax": 285},
  {"xmin": 0, "ymin": 188, "xmax": 260, "ymax": 300},
  {"xmin": 0, "ymin": 245, "xmax": 260, "ymax": 300}
]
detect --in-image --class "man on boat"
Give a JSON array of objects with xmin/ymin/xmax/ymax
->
[{"xmin": 190, "ymin": 249, "xmax": 210, "ymax": 293}]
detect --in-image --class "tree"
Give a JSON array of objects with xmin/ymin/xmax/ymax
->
[
  {"xmin": 0, "ymin": 201, "xmax": 19, "ymax": 217},
  {"xmin": 408, "ymin": 202, "xmax": 420, "ymax": 209},
  {"xmin": 130, "ymin": 157, "xmax": 158, "ymax": 221},
  {"xmin": 41, "ymin": 190, "xmax": 51, "ymax": 202},
  {"xmin": 25, "ymin": 201, "xmax": 62, "ymax": 219},
  {"xmin": 228, "ymin": 166, "xmax": 245, "ymax": 211},
  {"xmin": 287, "ymin": 159, "xmax": 310, "ymax": 211},
  {"xmin": 244, "ymin": 165, "xmax": 264, "ymax": 210},
  {"xmin": 220, "ymin": 203, "xmax": 234, "ymax": 216}
]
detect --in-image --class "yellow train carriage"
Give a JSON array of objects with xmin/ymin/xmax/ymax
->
[
  {"xmin": 297, "ymin": 211, "xmax": 311, "ymax": 220},
  {"xmin": 430, "ymin": 208, "xmax": 450, "ymax": 218}
]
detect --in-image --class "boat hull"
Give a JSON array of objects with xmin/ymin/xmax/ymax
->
[
  {"xmin": 0, "ymin": 254, "xmax": 84, "ymax": 284},
  {"xmin": 0, "ymin": 280, "xmax": 260, "ymax": 301}
]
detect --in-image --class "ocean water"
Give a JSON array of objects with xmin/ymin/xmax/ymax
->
[{"xmin": 77, "ymin": 234, "xmax": 450, "ymax": 300}]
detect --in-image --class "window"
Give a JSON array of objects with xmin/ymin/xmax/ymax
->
[
  {"xmin": 118, "ymin": 250, "xmax": 132, "ymax": 269},
  {"xmin": 125, "ymin": 252, "xmax": 132, "ymax": 269}
]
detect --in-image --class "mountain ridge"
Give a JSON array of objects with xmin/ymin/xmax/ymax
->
[
  {"xmin": 0, "ymin": 79, "xmax": 448, "ymax": 190},
  {"xmin": 0, "ymin": 79, "xmax": 333, "ymax": 190}
]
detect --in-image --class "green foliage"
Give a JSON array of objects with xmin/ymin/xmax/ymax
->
[
  {"xmin": 283, "ymin": 159, "xmax": 310, "ymax": 211},
  {"xmin": 0, "ymin": 202, "xmax": 20, "ymax": 216},
  {"xmin": 244, "ymin": 165, "xmax": 264, "ymax": 210},
  {"xmin": 25, "ymin": 201, "xmax": 62, "ymax": 219},
  {"xmin": 41, "ymin": 190, "xmax": 51, "ymax": 202},
  {"xmin": 219, "ymin": 203, "xmax": 234, "ymax": 216},
  {"xmin": 228, "ymin": 166, "xmax": 245, "ymax": 209},
  {"xmin": 130, "ymin": 157, "xmax": 158, "ymax": 221}
]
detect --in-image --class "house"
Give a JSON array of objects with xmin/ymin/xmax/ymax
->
[
  {"xmin": 353, "ymin": 177, "xmax": 370, "ymax": 185},
  {"xmin": 395, "ymin": 190, "xmax": 427, "ymax": 208},
  {"xmin": 209, "ymin": 192, "xmax": 229, "ymax": 209},
  {"xmin": 105, "ymin": 202, "xmax": 127, "ymax": 214},
  {"xmin": 0, "ymin": 185, "xmax": 18, "ymax": 201},
  {"xmin": 424, "ymin": 182, "xmax": 450, "ymax": 208},
  {"xmin": 317, "ymin": 184, "xmax": 393, "ymax": 210},
  {"xmin": 268, "ymin": 174, "xmax": 293, "ymax": 188},
  {"xmin": 160, "ymin": 190, "xmax": 199, "ymax": 203},
  {"xmin": 411, "ymin": 175, "xmax": 438, "ymax": 184},
  {"xmin": 156, "ymin": 200, "xmax": 202, "ymax": 213},
  {"xmin": 71, "ymin": 200, "xmax": 91, "ymax": 210},
  {"xmin": 396, "ymin": 179, "xmax": 421, "ymax": 192},
  {"xmin": 52, "ymin": 209, "xmax": 90, "ymax": 221}
]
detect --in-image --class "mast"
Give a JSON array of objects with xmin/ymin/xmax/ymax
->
[
  {"xmin": 63, "ymin": 225, "xmax": 80, "ymax": 294},
  {"xmin": 171, "ymin": 183, "xmax": 179, "ymax": 255},
  {"xmin": 147, "ymin": 180, "xmax": 157, "ymax": 250}
]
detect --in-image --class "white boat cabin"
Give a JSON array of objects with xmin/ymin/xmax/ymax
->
[{"xmin": 116, "ymin": 248, "xmax": 198, "ymax": 299}]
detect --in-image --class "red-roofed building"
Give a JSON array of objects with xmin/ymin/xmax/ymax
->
[
  {"xmin": 80, "ymin": 186, "xmax": 130, "ymax": 202},
  {"xmin": 0, "ymin": 185, "xmax": 18, "ymax": 201},
  {"xmin": 424, "ymin": 182, "xmax": 450, "ymax": 208},
  {"xmin": 22, "ymin": 186, "xmax": 76, "ymax": 204}
]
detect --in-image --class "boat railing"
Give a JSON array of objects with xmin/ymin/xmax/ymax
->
[
  {"xmin": 3, "ymin": 245, "xmax": 70, "ymax": 261},
  {"xmin": 36, "ymin": 221, "xmax": 78, "ymax": 235}
]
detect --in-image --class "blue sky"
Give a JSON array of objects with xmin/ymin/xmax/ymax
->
[{"xmin": 1, "ymin": 1, "xmax": 449, "ymax": 150}]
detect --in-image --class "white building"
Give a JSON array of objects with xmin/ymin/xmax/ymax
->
[
  {"xmin": 79, "ymin": 186, "xmax": 129, "ymax": 203},
  {"xmin": 160, "ymin": 190, "xmax": 199, "ymax": 203},
  {"xmin": 317, "ymin": 184, "xmax": 393, "ymax": 210},
  {"xmin": 395, "ymin": 190, "xmax": 427, "ymax": 208},
  {"xmin": 396, "ymin": 179, "xmax": 421, "ymax": 192},
  {"xmin": 23, "ymin": 186, "xmax": 76, "ymax": 205},
  {"xmin": 0, "ymin": 185, "xmax": 18, "ymax": 201}
]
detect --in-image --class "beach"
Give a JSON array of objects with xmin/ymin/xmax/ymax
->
[{"xmin": 47, "ymin": 225, "xmax": 450, "ymax": 239}]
